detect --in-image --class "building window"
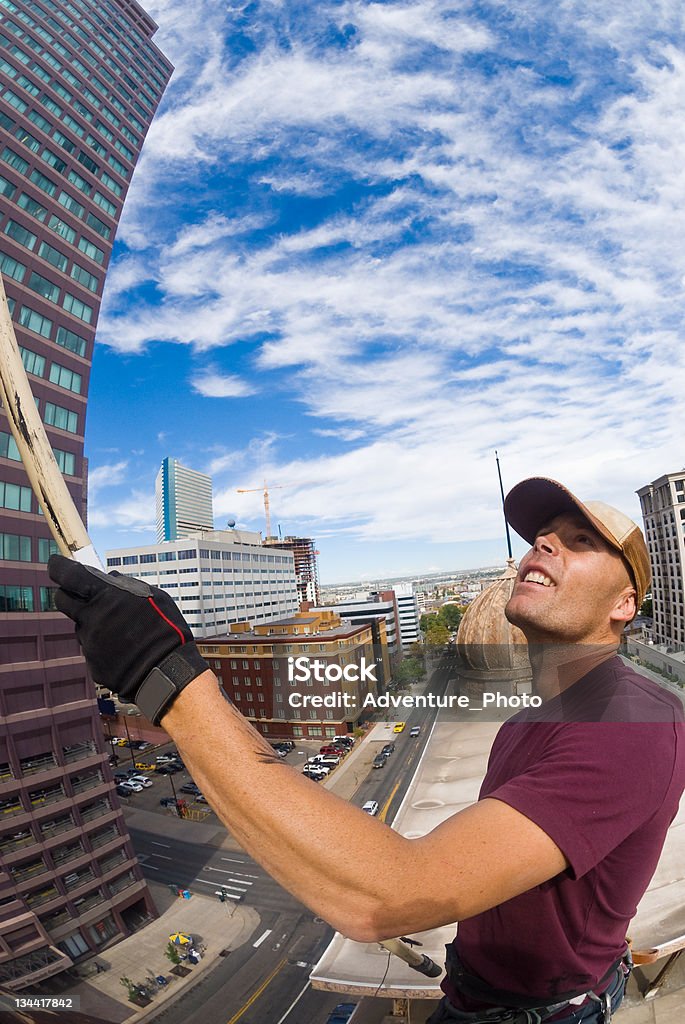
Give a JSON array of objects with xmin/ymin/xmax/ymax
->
[
  {"xmin": 49, "ymin": 363, "xmax": 82, "ymax": 395},
  {"xmin": 5, "ymin": 219, "xmax": 37, "ymax": 250},
  {"xmin": 44, "ymin": 403, "xmax": 78, "ymax": 434},
  {"xmin": 0, "ymin": 253, "xmax": 26, "ymax": 282},
  {"xmin": 40, "ymin": 586, "xmax": 57, "ymax": 611},
  {"xmin": 28, "ymin": 271, "xmax": 60, "ymax": 303},
  {"xmin": 39, "ymin": 240, "xmax": 68, "ymax": 272},
  {"xmin": 29, "ymin": 168, "xmax": 57, "ymax": 195},
  {"xmin": 19, "ymin": 306, "xmax": 52, "ymax": 338},
  {"xmin": 38, "ymin": 538, "xmax": 60, "ymax": 563},
  {"xmin": 49, "ymin": 214, "xmax": 76, "ymax": 244},
  {"xmin": 62, "ymin": 293, "xmax": 93, "ymax": 324},
  {"xmin": 0, "ymin": 481, "xmax": 32, "ymax": 513},
  {"xmin": 55, "ymin": 326, "xmax": 87, "ymax": 357},
  {"xmin": 0, "ymin": 533, "xmax": 31, "ymax": 561},
  {"xmin": 0, "ymin": 585, "xmax": 34, "ymax": 612},
  {"xmin": 77, "ymin": 236, "xmax": 104, "ymax": 264}
]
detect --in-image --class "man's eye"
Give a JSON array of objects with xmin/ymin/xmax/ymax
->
[{"xmin": 577, "ymin": 534, "xmax": 593, "ymax": 545}]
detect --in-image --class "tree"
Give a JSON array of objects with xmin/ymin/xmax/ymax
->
[
  {"xmin": 164, "ymin": 943, "xmax": 181, "ymax": 966},
  {"xmin": 439, "ymin": 603, "xmax": 463, "ymax": 632}
]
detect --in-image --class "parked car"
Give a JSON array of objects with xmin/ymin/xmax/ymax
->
[
  {"xmin": 131, "ymin": 740, "xmax": 151, "ymax": 750},
  {"xmin": 327, "ymin": 1003, "xmax": 357, "ymax": 1024},
  {"xmin": 393, "ymin": 722, "xmax": 406, "ymax": 733},
  {"xmin": 116, "ymin": 784, "xmax": 133, "ymax": 797},
  {"xmin": 381, "ymin": 743, "xmax": 395, "ymax": 756},
  {"xmin": 333, "ymin": 736, "xmax": 354, "ymax": 747},
  {"xmin": 127, "ymin": 775, "xmax": 153, "ymax": 788},
  {"xmin": 159, "ymin": 796, "xmax": 178, "ymax": 807},
  {"xmin": 180, "ymin": 783, "xmax": 201, "ymax": 795},
  {"xmin": 121, "ymin": 779, "xmax": 143, "ymax": 792},
  {"xmin": 135, "ymin": 762, "xmax": 154, "ymax": 771},
  {"xmin": 372, "ymin": 753, "xmax": 387, "ymax": 769},
  {"xmin": 362, "ymin": 800, "xmax": 379, "ymax": 816},
  {"xmin": 320, "ymin": 745, "xmax": 345, "ymax": 756},
  {"xmin": 195, "ymin": 794, "xmax": 208, "ymax": 803},
  {"xmin": 113, "ymin": 772, "xmax": 128, "ymax": 783},
  {"xmin": 156, "ymin": 764, "xmax": 182, "ymax": 775},
  {"xmin": 271, "ymin": 741, "xmax": 295, "ymax": 754},
  {"xmin": 410, "ymin": 726, "xmax": 421, "ymax": 737}
]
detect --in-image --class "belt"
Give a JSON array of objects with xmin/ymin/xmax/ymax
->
[{"xmin": 444, "ymin": 943, "xmax": 632, "ymax": 1020}]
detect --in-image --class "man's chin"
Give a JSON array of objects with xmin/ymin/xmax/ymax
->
[{"xmin": 504, "ymin": 596, "xmax": 536, "ymax": 632}]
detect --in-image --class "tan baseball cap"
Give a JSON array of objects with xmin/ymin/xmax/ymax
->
[{"xmin": 504, "ymin": 477, "xmax": 651, "ymax": 611}]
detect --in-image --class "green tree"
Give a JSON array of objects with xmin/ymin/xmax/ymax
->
[{"xmin": 438, "ymin": 604, "xmax": 463, "ymax": 631}]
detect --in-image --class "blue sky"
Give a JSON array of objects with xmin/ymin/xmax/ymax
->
[{"xmin": 86, "ymin": 0, "xmax": 685, "ymax": 584}]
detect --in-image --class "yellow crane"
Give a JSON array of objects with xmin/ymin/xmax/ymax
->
[{"xmin": 236, "ymin": 480, "xmax": 297, "ymax": 539}]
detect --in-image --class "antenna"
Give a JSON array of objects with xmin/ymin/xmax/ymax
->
[{"xmin": 495, "ymin": 450, "xmax": 513, "ymax": 560}]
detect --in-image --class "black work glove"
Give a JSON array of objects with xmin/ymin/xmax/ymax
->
[{"xmin": 48, "ymin": 554, "xmax": 209, "ymax": 724}]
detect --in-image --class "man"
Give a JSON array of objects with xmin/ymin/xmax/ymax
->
[{"xmin": 48, "ymin": 477, "xmax": 684, "ymax": 1024}]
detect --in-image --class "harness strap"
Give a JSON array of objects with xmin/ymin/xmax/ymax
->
[{"xmin": 444, "ymin": 943, "xmax": 627, "ymax": 1012}]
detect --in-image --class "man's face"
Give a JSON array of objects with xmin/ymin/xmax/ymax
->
[{"xmin": 504, "ymin": 512, "xmax": 636, "ymax": 644}]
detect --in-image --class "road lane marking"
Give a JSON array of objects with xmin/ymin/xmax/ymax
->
[
  {"xmin": 152, "ymin": 853, "xmax": 173, "ymax": 860},
  {"xmin": 196, "ymin": 877, "xmax": 248, "ymax": 892},
  {"xmin": 206, "ymin": 866, "xmax": 254, "ymax": 883},
  {"xmin": 151, "ymin": 841, "xmax": 170, "ymax": 847},
  {"xmin": 380, "ymin": 780, "xmax": 401, "ymax": 822},
  {"xmin": 275, "ymin": 980, "xmax": 310, "ymax": 1024},
  {"xmin": 252, "ymin": 929, "xmax": 272, "ymax": 948},
  {"xmin": 225, "ymin": 955, "xmax": 287, "ymax": 1024}
]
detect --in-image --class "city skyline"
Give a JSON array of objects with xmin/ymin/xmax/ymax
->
[{"xmin": 79, "ymin": 0, "xmax": 685, "ymax": 582}]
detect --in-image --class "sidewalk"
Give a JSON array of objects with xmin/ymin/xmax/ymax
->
[{"xmin": 65, "ymin": 880, "xmax": 259, "ymax": 1023}]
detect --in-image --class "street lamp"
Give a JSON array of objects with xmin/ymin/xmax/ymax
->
[
  {"xmin": 121, "ymin": 715, "xmax": 137, "ymax": 770},
  {"xmin": 167, "ymin": 771, "xmax": 184, "ymax": 818}
]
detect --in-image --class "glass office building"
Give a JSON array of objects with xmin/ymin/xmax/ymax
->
[{"xmin": 0, "ymin": 0, "xmax": 172, "ymax": 990}]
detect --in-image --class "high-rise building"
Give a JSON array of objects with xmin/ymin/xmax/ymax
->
[
  {"xmin": 266, "ymin": 535, "xmax": 320, "ymax": 606},
  {"xmin": 315, "ymin": 591, "xmax": 400, "ymax": 661},
  {"xmin": 107, "ymin": 528, "xmax": 300, "ymax": 637},
  {"xmin": 155, "ymin": 457, "xmax": 214, "ymax": 542},
  {"xmin": 0, "ymin": 0, "xmax": 171, "ymax": 990},
  {"xmin": 637, "ymin": 471, "xmax": 685, "ymax": 647},
  {"xmin": 393, "ymin": 581, "xmax": 421, "ymax": 648}
]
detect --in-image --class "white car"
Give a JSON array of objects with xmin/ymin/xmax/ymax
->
[
  {"xmin": 120, "ymin": 780, "xmax": 143, "ymax": 793},
  {"xmin": 362, "ymin": 800, "xmax": 379, "ymax": 816},
  {"xmin": 127, "ymin": 775, "xmax": 152, "ymax": 788}
]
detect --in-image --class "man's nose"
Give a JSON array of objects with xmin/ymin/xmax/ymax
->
[{"xmin": 533, "ymin": 532, "xmax": 557, "ymax": 555}]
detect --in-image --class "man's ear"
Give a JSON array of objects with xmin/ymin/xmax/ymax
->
[{"xmin": 609, "ymin": 587, "xmax": 637, "ymax": 624}]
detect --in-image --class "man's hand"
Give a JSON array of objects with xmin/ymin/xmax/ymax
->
[{"xmin": 48, "ymin": 554, "xmax": 208, "ymax": 723}]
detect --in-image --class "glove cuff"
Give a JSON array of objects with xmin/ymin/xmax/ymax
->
[{"xmin": 134, "ymin": 643, "xmax": 209, "ymax": 725}]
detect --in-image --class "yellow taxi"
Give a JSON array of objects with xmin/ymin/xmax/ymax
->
[{"xmin": 393, "ymin": 722, "xmax": 406, "ymax": 733}]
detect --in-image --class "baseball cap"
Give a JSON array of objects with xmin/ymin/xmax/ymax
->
[{"xmin": 504, "ymin": 477, "xmax": 651, "ymax": 611}]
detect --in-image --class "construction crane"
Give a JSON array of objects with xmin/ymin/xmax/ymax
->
[{"xmin": 236, "ymin": 480, "xmax": 300, "ymax": 539}]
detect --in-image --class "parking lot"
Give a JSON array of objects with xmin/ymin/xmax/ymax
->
[{"xmin": 106, "ymin": 734, "xmax": 361, "ymax": 819}]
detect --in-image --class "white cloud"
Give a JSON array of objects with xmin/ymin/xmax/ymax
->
[
  {"xmin": 88, "ymin": 461, "xmax": 129, "ymax": 495},
  {"xmin": 92, "ymin": 0, "xmax": 685, "ymax": 563},
  {"xmin": 190, "ymin": 369, "xmax": 257, "ymax": 398}
]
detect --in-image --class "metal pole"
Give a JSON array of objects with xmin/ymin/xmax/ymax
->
[
  {"xmin": 167, "ymin": 772, "xmax": 183, "ymax": 817},
  {"xmin": 495, "ymin": 450, "xmax": 513, "ymax": 560},
  {"xmin": 121, "ymin": 715, "xmax": 136, "ymax": 770}
]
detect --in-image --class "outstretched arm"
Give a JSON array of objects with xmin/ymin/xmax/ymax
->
[
  {"xmin": 48, "ymin": 554, "xmax": 568, "ymax": 941},
  {"xmin": 163, "ymin": 670, "xmax": 567, "ymax": 941}
]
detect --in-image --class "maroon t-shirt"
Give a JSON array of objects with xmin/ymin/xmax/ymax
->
[{"xmin": 443, "ymin": 657, "xmax": 685, "ymax": 1009}]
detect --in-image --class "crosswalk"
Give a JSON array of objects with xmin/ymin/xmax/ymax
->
[{"xmin": 195, "ymin": 860, "xmax": 260, "ymax": 899}]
